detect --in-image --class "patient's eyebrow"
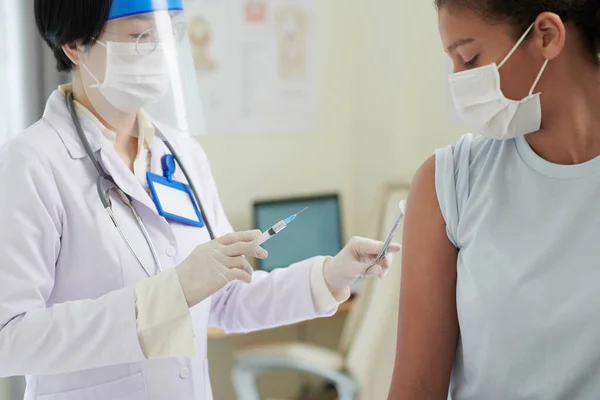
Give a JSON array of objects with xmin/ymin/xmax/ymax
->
[{"xmin": 446, "ymin": 38, "xmax": 474, "ymax": 53}]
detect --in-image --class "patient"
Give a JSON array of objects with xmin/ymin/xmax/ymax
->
[{"xmin": 389, "ymin": 0, "xmax": 600, "ymax": 399}]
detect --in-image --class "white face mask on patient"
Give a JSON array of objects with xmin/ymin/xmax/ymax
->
[
  {"xmin": 448, "ymin": 23, "xmax": 549, "ymax": 140},
  {"xmin": 81, "ymin": 41, "xmax": 171, "ymax": 114}
]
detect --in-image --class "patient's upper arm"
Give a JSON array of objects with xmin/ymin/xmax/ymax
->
[{"xmin": 388, "ymin": 155, "xmax": 459, "ymax": 400}]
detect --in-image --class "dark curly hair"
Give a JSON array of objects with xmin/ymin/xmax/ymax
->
[{"xmin": 435, "ymin": 0, "xmax": 600, "ymax": 60}]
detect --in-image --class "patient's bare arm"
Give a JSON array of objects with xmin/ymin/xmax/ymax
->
[{"xmin": 387, "ymin": 156, "xmax": 459, "ymax": 400}]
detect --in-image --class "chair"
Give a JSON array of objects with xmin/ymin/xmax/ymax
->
[{"xmin": 232, "ymin": 183, "xmax": 409, "ymax": 400}]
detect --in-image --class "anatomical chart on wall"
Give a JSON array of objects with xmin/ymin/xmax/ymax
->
[{"xmin": 183, "ymin": 0, "xmax": 318, "ymax": 134}]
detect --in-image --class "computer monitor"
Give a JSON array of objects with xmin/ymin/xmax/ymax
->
[{"xmin": 253, "ymin": 194, "xmax": 343, "ymax": 272}]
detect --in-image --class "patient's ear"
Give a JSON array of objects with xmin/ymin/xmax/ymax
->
[{"xmin": 533, "ymin": 12, "xmax": 567, "ymax": 61}]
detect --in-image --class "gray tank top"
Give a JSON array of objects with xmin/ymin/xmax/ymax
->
[{"xmin": 435, "ymin": 133, "xmax": 600, "ymax": 399}]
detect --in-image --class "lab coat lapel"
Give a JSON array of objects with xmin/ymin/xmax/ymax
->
[
  {"xmin": 98, "ymin": 146, "xmax": 158, "ymax": 213},
  {"xmin": 99, "ymin": 146, "xmax": 177, "ymax": 245}
]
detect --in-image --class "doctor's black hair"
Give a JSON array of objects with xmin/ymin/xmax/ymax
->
[
  {"xmin": 434, "ymin": 0, "xmax": 600, "ymax": 61},
  {"xmin": 34, "ymin": 0, "xmax": 112, "ymax": 72}
]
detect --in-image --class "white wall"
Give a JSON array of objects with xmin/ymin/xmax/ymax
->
[
  {"xmin": 0, "ymin": 379, "xmax": 10, "ymax": 400},
  {"xmin": 349, "ymin": 0, "xmax": 467, "ymax": 235},
  {"xmin": 0, "ymin": 0, "xmax": 67, "ymax": 145},
  {"xmin": 197, "ymin": 0, "xmax": 358, "ymax": 236}
]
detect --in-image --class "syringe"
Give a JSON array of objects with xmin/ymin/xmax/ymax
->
[
  {"xmin": 361, "ymin": 199, "xmax": 406, "ymax": 277},
  {"xmin": 258, "ymin": 207, "xmax": 308, "ymax": 245}
]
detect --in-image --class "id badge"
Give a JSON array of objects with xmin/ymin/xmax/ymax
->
[{"xmin": 146, "ymin": 154, "xmax": 205, "ymax": 228}]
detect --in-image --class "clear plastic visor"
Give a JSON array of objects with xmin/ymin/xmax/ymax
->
[{"xmin": 77, "ymin": 10, "xmax": 205, "ymax": 138}]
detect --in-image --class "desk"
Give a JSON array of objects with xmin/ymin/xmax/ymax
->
[{"xmin": 208, "ymin": 297, "xmax": 355, "ymax": 339}]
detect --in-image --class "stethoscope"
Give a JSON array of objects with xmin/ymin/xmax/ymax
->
[{"xmin": 65, "ymin": 92, "xmax": 216, "ymax": 277}]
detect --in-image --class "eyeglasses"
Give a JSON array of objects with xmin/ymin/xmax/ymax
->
[{"xmin": 103, "ymin": 22, "xmax": 187, "ymax": 56}]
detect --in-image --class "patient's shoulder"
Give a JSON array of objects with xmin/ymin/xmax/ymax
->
[
  {"xmin": 433, "ymin": 133, "xmax": 510, "ymax": 246},
  {"xmin": 408, "ymin": 155, "xmax": 441, "ymax": 226},
  {"xmin": 445, "ymin": 133, "xmax": 507, "ymax": 176}
]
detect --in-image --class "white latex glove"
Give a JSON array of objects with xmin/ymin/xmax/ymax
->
[
  {"xmin": 323, "ymin": 236, "xmax": 401, "ymax": 291},
  {"xmin": 176, "ymin": 230, "xmax": 268, "ymax": 308}
]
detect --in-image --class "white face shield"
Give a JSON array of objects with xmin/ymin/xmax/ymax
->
[{"xmin": 77, "ymin": 0, "xmax": 205, "ymax": 139}]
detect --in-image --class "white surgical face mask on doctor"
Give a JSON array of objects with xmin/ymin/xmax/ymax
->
[
  {"xmin": 448, "ymin": 23, "xmax": 549, "ymax": 140},
  {"xmin": 81, "ymin": 41, "xmax": 171, "ymax": 114}
]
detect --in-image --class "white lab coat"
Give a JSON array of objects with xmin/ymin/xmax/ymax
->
[{"xmin": 0, "ymin": 91, "xmax": 331, "ymax": 399}]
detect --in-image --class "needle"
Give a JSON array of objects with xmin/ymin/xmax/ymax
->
[
  {"xmin": 259, "ymin": 207, "xmax": 309, "ymax": 245},
  {"xmin": 283, "ymin": 207, "xmax": 308, "ymax": 224}
]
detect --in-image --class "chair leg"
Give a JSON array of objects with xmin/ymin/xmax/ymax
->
[
  {"xmin": 232, "ymin": 364, "xmax": 261, "ymax": 400},
  {"xmin": 335, "ymin": 381, "xmax": 358, "ymax": 400}
]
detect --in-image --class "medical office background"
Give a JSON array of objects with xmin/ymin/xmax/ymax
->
[{"xmin": 0, "ymin": 0, "xmax": 466, "ymax": 399}]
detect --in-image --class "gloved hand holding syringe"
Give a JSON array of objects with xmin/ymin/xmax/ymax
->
[
  {"xmin": 257, "ymin": 207, "xmax": 308, "ymax": 245},
  {"xmin": 255, "ymin": 203, "xmax": 402, "ymax": 289},
  {"xmin": 361, "ymin": 199, "xmax": 406, "ymax": 277}
]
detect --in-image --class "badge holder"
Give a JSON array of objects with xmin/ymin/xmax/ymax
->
[{"xmin": 147, "ymin": 154, "xmax": 205, "ymax": 227}]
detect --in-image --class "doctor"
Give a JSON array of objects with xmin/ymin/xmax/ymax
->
[{"xmin": 0, "ymin": 1, "xmax": 399, "ymax": 399}]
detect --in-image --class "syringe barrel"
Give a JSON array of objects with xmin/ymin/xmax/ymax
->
[
  {"xmin": 257, "ymin": 220, "xmax": 287, "ymax": 245},
  {"xmin": 271, "ymin": 220, "xmax": 287, "ymax": 233},
  {"xmin": 258, "ymin": 231, "xmax": 271, "ymax": 245}
]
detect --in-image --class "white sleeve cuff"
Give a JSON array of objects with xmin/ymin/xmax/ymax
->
[
  {"xmin": 134, "ymin": 269, "xmax": 196, "ymax": 359},
  {"xmin": 310, "ymin": 257, "xmax": 351, "ymax": 314}
]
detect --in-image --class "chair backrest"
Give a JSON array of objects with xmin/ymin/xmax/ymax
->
[{"xmin": 339, "ymin": 182, "xmax": 409, "ymax": 400}]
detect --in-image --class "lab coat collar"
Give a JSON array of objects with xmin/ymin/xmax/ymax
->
[
  {"xmin": 98, "ymin": 148, "xmax": 159, "ymax": 213},
  {"xmin": 43, "ymin": 90, "xmax": 105, "ymax": 160}
]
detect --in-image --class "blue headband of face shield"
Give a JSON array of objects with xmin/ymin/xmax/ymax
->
[{"xmin": 107, "ymin": 0, "xmax": 183, "ymax": 20}]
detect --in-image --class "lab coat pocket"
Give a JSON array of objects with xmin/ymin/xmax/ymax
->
[{"xmin": 36, "ymin": 373, "xmax": 147, "ymax": 400}]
